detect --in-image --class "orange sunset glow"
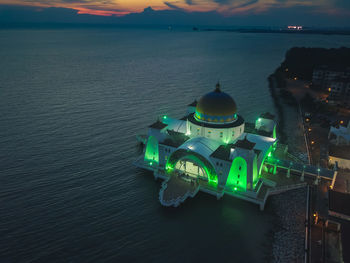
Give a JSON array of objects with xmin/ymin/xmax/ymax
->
[{"xmin": 0, "ymin": 0, "xmax": 347, "ymax": 17}]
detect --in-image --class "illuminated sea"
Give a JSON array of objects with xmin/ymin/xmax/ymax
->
[{"xmin": 0, "ymin": 27, "xmax": 349, "ymax": 262}]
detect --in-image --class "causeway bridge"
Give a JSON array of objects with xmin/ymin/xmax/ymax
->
[{"xmin": 264, "ymin": 157, "xmax": 335, "ymax": 182}]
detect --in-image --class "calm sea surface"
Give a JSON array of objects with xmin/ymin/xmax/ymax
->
[{"xmin": 0, "ymin": 28, "xmax": 349, "ymax": 262}]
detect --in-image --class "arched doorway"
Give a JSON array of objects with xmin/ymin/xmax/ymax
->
[
  {"xmin": 174, "ymin": 158, "xmax": 208, "ymax": 180},
  {"xmin": 166, "ymin": 149, "xmax": 218, "ymax": 186}
]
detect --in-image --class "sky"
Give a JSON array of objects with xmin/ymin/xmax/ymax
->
[{"xmin": 0, "ymin": 0, "xmax": 350, "ymax": 26}]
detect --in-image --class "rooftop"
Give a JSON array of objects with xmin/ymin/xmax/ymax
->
[
  {"xmin": 329, "ymin": 190, "xmax": 350, "ymax": 216},
  {"xmin": 244, "ymin": 122, "xmax": 273, "ymax": 137},
  {"xmin": 329, "ymin": 145, "xmax": 350, "ymax": 160},
  {"xmin": 161, "ymin": 130, "xmax": 190, "ymax": 147},
  {"xmin": 188, "ymin": 100, "xmax": 197, "ymax": 107},
  {"xmin": 233, "ymin": 136, "xmax": 256, "ymax": 150},
  {"xmin": 149, "ymin": 120, "xmax": 168, "ymax": 130},
  {"xmin": 210, "ymin": 144, "xmax": 234, "ymax": 161},
  {"xmin": 260, "ymin": 112, "xmax": 275, "ymax": 120}
]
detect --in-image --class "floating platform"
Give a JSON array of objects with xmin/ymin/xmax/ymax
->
[
  {"xmin": 134, "ymin": 156, "xmax": 314, "ymax": 210},
  {"xmin": 159, "ymin": 174, "xmax": 200, "ymax": 207}
]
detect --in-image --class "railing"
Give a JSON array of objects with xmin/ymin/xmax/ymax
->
[
  {"xmin": 264, "ymin": 158, "xmax": 334, "ymax": 179},
  {"xmin": 285, "ymin": 151, "xmax": 304, "ymax": 163}
]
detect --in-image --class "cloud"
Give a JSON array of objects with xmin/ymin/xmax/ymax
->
[
  {"xmin": 235, "ymin": 0, "xmax": 258, "ymax": 8},
  {"xmin": 22, "ymin": 0, "xmax": 95, "ymax": 3},
  {"xmin": 163, "ymin": 1, "xmax": 183, "ymax": 10},
  {"xmin": 212, "ymin": 0, "xmax": 258, "ymax": 7},
  {"xmin": 22, "ymin": 0, "xmax": 117, "ymax": 2},
  {"xmin": 1, "ymin": 0, "xmax": 350, "ymax": 26},
  {"xmin": 212, "ymin": 0, "xmax": 230, "ymax": 5}
]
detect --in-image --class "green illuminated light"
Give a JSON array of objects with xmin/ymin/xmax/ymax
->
[
  {"xmin": 234, "ymin": 187, "xmax": 237, "ymax": 191},
  {"xmin": 165, "ymin": 163, "xmax": 174, "ymax": 173},
  {"xmin": 163, "ymin": 115, "xmax": 167, "ymax": 119},
  {"xmin": 258, "ymin": 118, "xmax": 262, "ymax": 122},
  {"xmin": 144, "ymin": 136, "xmax": 159, "ymax": 165},
  {"xmin": 227, "ymin": 156, "xmax": 247, "ymax": 191},
  {"xmin": 273, "ymin": 125, "xmax": 277, "ymax": 139},
  {"xmin": 259, "ymin": 145, "xmax": 274, "ymax": 176}
]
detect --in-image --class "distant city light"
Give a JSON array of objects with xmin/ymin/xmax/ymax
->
[{"xmin": 288, "ymin": 25, "xmax": 303, "ymax": 30}]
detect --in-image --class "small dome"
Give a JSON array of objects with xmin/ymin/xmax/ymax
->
[{"xmin": 195, "ymin": 83, "xmax": 237, "ymax": 124}]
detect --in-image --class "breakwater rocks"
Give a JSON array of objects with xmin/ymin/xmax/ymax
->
[{"xmin": 270, "ymin": 187, "xmax": 307, "ymax": 262}]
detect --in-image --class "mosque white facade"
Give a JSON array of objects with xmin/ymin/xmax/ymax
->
[
  {"xmin": 134, "ymin": 83, "xmax": 289, "ymax": 209},
  {"xmin": 134, "ymin": 83, "xmax": 336, "ymax": 209}
]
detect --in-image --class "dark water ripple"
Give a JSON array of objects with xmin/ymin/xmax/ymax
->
[{"xmin": 0, "ymin": 28, "xmax": 349, "ymax": 262}]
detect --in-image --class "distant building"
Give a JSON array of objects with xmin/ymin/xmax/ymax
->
[
  {"xmin": 328, "ymin": 77, "xmax": 350, "ymax": 106},
  {"xmin": 329, "ymin": 145, "xmax": 350, "ymax": 170},
  {"xmin": 312, "ymin": 66, "xmax": 350, "ymax": 90},
  {"xmin": 328, "ymin": 121, "xmax": 350, "ymax": 169},
  {"xmin": 329, "ymin": 121, "xmax": 350, "ymax": 145},
  {"xmin": 287, "ymin": 25, "xmax": 303, "ymax": 30},
  {"xmin": 329, "ymin": 190, "xmax": 350, "ymax": 220}
]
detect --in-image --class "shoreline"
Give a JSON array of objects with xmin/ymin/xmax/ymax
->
[
  {"xmin": 267, "ymin": 68, "xmax": 310, "ymax": 262},
  {"xmin": 202, "ymin": 28, "xmax": 350, "ymax": 36},
  {"xmin": 268, "ymin": 73, "xmax": 287, "ymax": 143}
]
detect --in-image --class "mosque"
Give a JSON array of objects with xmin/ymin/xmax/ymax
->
[{"xmin": 134, "ymin": 83, "xmax": 335, "ymax": 209}]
